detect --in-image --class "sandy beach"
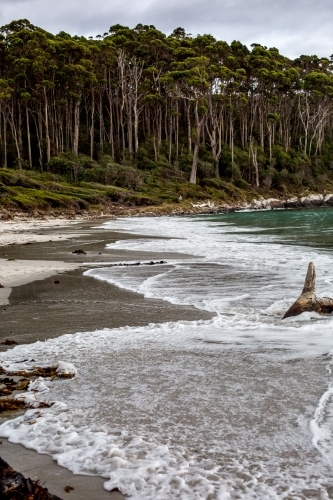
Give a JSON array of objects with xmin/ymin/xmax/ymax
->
[
  {"xmin": 1, "ymin": 210, "xmax": 333, "ymax": 498},
  {"xmin": 0, "ymin": 217, "xmax": 212, "ymax": 499}
]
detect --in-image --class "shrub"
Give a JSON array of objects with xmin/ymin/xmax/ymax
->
[{"xmin": 234, "ymin": 178, "xmax": 250, "ymax": 189}]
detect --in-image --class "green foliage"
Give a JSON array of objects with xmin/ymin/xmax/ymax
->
[{"xmin": 0, "ymin": 19, "xmax": 333, "ymax": 207}]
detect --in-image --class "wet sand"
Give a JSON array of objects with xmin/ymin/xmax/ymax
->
[
  {"xmin": 0, "ymin": 218, "xmax": 213, "ymax": 499},
  {"xmin": 0, "ymin": 438, "xmax": 124, "ymax": 500}
]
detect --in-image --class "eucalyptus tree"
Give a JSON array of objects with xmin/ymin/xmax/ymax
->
[{"xmin": 1, "ymin": 19, "xmax": 333, "ymax": 187}]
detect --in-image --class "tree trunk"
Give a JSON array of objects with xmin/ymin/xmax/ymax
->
[
  {"xmin": 73, "ymin": 99, "xmax": 80, "ymax": 155},
  {"xmin": 230, "ymin": 114, "xmax": 235, "ymax": 179},
  {"xmin": 249, "ymin": 137, "xmax": 259, "ymax": 187},
  {"xmin": 17, "ymin": 103, "xmax": 23, "ymax": 164},
  {"xmin": 2, "ymin": 109, "xmax": 7, "ymax": 168},
  {"xmin": 99, "ymin": 91, "xmax": 104, "ymax": 155},
  {"xmin": 90, "ymin": 89, "xmax": 95, "ymax": 158},
  {"xmin": 26, "ymin": 108, "xmax": 32, "ymax": 168},
  {"xmin": 187, "ymin": 102, "xmax": 192, "ymax": 152},
  {"xmin": 189, "ymin": 101, "xmax": 204, "ymax": 184},
  {"xmin": 44, "ymin": 88, "xmax": 51, "ymax": 164},
  {"xmin": 9, "ymin": 105, "xmax": 22, "ymax": 170}
]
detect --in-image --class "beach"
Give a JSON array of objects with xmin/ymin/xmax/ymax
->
[
  {"xmin": 0, "ymin": 217, "xmax": 212, "ymax": 499},
  {"xmin": 1, "ymin": 210, "xmax": 333, "ymax": 499}
]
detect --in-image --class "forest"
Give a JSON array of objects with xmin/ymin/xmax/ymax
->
[{"xmin": 1, "ymin": 19, "xmax": 333, "ymax": 212}]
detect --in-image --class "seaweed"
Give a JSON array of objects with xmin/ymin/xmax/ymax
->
[
  {"xmin": 0, "ymin": 365, "xmax": 75, "ymax": 413},
  {"xmin": 0, "ymin": 398, "xmax": 51, "ymax": 413}
]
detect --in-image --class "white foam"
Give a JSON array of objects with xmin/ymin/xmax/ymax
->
[
  {"xmin": 56, "ymin": 361, "xmax": 77, "ymax": 376},
  {"xmin": 1, "ymin": 323, "xmax": 333, "ymax": 498}
]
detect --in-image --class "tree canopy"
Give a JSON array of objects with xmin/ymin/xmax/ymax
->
[{"xmin": 1, "ymin": 19, "xmax": 333, "ymax": 189}]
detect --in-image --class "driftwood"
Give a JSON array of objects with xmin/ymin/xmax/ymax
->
[
  {"xmin": 283, "ymin": 262, "xmax": 333, "ymax": 319},
  {"xmin": 0, "ymin": 457, "xmax": 63, "ymax": 499}
]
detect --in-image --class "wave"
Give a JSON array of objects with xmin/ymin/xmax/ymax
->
[
  {"xmin": 1, "ymin": 322, "xmax": 333, "ymax": 499},
  {"xmin": 2, "ymin": 213, "xmax": 333, "ymax": 498}
]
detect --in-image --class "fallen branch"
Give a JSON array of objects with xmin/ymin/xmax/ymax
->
[{"xmin": 282, "ymin": 262, "xmax": 333, "ymax": 319}]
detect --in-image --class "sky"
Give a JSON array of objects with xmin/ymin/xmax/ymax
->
[{"xmin": 0, "ymin": 0, "xmax": 332, "ymax": 59}]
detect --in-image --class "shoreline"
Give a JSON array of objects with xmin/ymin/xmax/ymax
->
[
  {"xmin": 1, "ymin": 191, "xmax": 333, "ymax": 222},
  {"xmin": 0, "ymin": 217, "xmax": 213, "ymax": 499},
  {"xmin": 1, "ymin": 209, "xmax": 332, "ymax": 498}
]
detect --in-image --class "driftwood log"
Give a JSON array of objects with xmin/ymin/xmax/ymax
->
[
  {"xmin": 283, "ymin": 262, "xmax": 333, "ymax": 319},
  {"xmin": 0, "ymin": 457, "xmax": 63, "ymax": 499}
]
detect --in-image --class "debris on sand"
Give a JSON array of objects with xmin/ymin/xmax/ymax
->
[
  {"xmin": 64, "ymin": 486, "xmax": 74, "ymax": 493},
  {"xmin": 0, "ymin": 361, "xmax": 76, "ymax": 413},
  {"xmin": 0, "ymin": 457, "xmax": 63, "ymax": 499},
  {"xmin": 110, "ymin": 260, "xmax": 167, "ymax": 267}
]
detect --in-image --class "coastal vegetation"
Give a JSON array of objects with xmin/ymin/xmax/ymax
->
[{"xmin": 1, "ymin": 19, "xmax": 333, "ymax": 213}]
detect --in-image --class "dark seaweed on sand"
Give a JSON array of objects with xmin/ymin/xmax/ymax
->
[
  {"xmin": 0, "ymin": 457, "xmax": 63, "ymax": 499},
  {"xmin": 0, "ymin": 365, "xmax": 75, "ymax": 413}
]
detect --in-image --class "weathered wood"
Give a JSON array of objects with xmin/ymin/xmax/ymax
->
[
  {"xmin": 283, "ymin": 262, "xmax": 333, "ymax": 319},
  {"xmin": 301, "ymin": 262, "xmax": 316, "ymax": 294}
]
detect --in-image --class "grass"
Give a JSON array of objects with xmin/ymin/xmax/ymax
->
[{"xmin": 0, "ymin": 166, "xmax": 330, "ymax": 215}]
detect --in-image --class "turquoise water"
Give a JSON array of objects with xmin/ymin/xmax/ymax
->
[{"xmin": 208, "ymin": 207, "xmax": 333, "ymax": 249}]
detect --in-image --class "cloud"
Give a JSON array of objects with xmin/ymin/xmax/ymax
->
[{"xmin": 0, "ymin": 0, "xmax": 332, "ymax": 58}]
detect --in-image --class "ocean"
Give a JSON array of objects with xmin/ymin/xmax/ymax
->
[{"xmin": 1, "ymin": 208, "xmax": 333, "ymax": 499}]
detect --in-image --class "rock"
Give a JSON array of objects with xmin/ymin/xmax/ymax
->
[
  {"xmin": 0, "ymin": 210, "xmax": 12, "ymax": 221},
  {"xmin": 72, "ymin": 249, "xmax": 87, "ymax": 255},
  {"xmin": 250, "ymin": 199, "xmax": 263, "ymax": 209},
  {"xmin": 283, "ymin": 262, "xmax": 333, "ymax": 319},
  {"xmin": 284, "ymin": 197, "xmax": 300, "ymax": 208},
  {"xmin": 0, "ymin": 284, "xmax": 4, "ymax": 288},
  {"xmin": 300, "ymin": 194, "xmax": 324, "ymax": 207},
  {"xmin": 248, "ymin": 198, "xmax": 286, "ymax": 210},
  {"xmin": 53, "ymin": 280, "xmax": 60, "ymax": 284},
  {"xmin": 64, "ymin": 486, "xmax": 74, "ymax": 493},
  {"xmin": 268, "ymin": 199, "xmax": 285, "ymax": 209},
  {"xmin": 324, "ymin": 194, "xmax": 333, "ymax": 206},
  {"xmin": 1, "ymin": 339, "xmax": 18, "ymax": 346}
]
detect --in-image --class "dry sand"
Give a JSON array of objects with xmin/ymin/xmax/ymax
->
[
  {"xmin": 0, "ymin": 218, "xmax": 88, "ymax": 305},
  {"xmin": 0, "ymin": 217, "xmax": 212, "ymax": 499},
  {"xmin": 0, "ymin": 259, "xmax": 80, "ymax": 305},
  {"xmin": 0, "ymin": 218, "xmax": 87, "ymax": 246}
]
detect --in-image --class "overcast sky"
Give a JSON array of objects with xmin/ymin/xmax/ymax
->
[{"xmin": 0, "ymin": 0, "xmax": 332, "ymax": 59}]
